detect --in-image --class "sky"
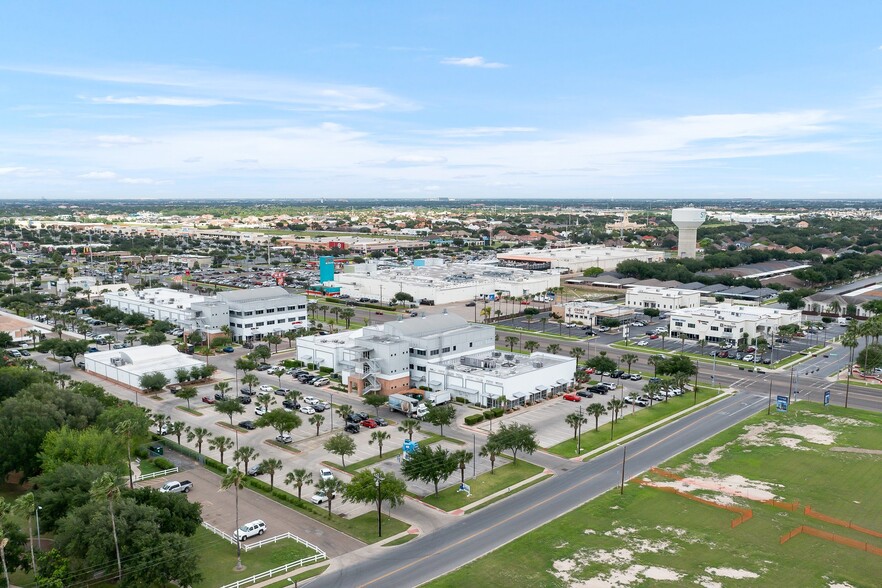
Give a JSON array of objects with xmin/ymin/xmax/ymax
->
[{"xmin": 2, "ymin": 1, "xmax": 882, "ymax": 200}]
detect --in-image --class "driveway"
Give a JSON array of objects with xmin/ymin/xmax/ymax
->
[{"xmin": 139, "ymin": 464, "xmax": 364, "ymax": 557}]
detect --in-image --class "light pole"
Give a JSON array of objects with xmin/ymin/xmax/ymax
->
[
  {"xmin": 35, "ymin": 505, "xmax": 42, "ymax": 550},
  {"xmin": 577, "ymin": 405, "xmax": 583, "ymax": 454},
  {"xmin": 374, "ymin": 472, "xmax": 384, "ymax": 538},
  {"xmin": 330, "ymin": 392, "xmax": 334, "ymax": 430}
]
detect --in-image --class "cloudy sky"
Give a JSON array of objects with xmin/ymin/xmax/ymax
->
[{"xmin": 2, "ymin": 1, "xmax": 882, "ymax": 199}]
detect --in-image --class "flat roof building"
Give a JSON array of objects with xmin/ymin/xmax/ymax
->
[
  {"xmin": 625, "ymin": 286, "xmax": 701, "ymax": 311},
  {"xmin": 331, "ymin": 262, "xmax": 560, "ymax": 305},
  {"xmin": 217, "ymin": 286, "xmax": 309, "ymax": 342},
  {"xmin": 551, "ymin": 300, "xmax": 636, "ymax": 326},
  {"xmin": 668, "ymin": 304, "xmax": 802, "ymax": 344},
  {"xmin": 497, "ymin": 246, "xmax": 663, "ymax": 273}
]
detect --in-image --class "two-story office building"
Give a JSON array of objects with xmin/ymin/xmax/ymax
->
[
  {"xmin": 217, "ymin": 287, "xmax": 308, "ymax": 342},
  {"xmin": 668, "ymin": 304, "xmax": 802, "ymax": 344},
  {"xmin": 625, "ymin": 286, "xmax": 701, "ymax": 311}
]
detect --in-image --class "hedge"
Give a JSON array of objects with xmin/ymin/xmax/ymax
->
[
  {"xmin": 153, "ymin": 457, "xmax": 175, "ymax": 470},
  {"xmin": 482, "ymin": 410, "xmax": 493, "ymax": 420},
  {"xmin": 307, "ymin": 363, "xmax": 317, "ymax": 371},
  {"xmin": 464, "ymin": 414, "xmax": 484, "ymax": 426},
  {"xmin": 492, "ymin": 407, "xmax": 504, "ymax": 418},
  {"xmin": 455, "ymin": 397, "xmax": 469, "ymax": 404},
  {"xmin": 319, "ymin": 366, "xmax": 333, "ymax": 374},
  {"xmin": 281, "ymin": 359, "xmax": 304, "ymax": 368}
]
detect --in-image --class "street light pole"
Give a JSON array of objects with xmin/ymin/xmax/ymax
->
[
  {"xmin": 330, "ymin": 392, "xmax": 334, "ymax": 430},
  {"xmin": 374, "ymin": 472, "xmax": 384, "ymax": 538},
  {"xmin": 35, "ymin": 506, "xmax": 42, "ymax": 551}
]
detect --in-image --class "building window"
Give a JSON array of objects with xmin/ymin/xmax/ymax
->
[
  {"xmin": 255, "ymin": 322, "xmax": 265, "ymax": 327},
  {"xmin": 710, "ymin": 326, "xmax": 719, "ymax": 331},
  {"xmin": 417, "ymin": 366, "xmax": 426, "ymax": 372},
  {"xmin": 245, "ymin": 311, "xmax": 253, "ymax": 317},
  {"xmin": 267, "ymin": 320, "xmax": 275, "ymax": 325},
  {"xmin": 430, "ymin": 349, "xmax": 439, "ymax": 356},
  {"xmin": 724, "ymin": 327, "xmax": 732, "ymax": 333},
  {"xmin": 442, "ymin": 347, "xmax": 450, "ymax": 353},
  {"xmin": 688, "ymin": 323, "xmax": 695, "ymax": 328},
  {"xmin": 245, "ymin": 323, "xmax": 253, "ymax": 328},
  {"xmin": 255, "ymin": 310, "xmax": 264, "ymax": 315}
]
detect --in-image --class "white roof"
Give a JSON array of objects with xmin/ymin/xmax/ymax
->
[{"xmin": 88, "ymin": 344, "xmax": 203, "ymax": 376}]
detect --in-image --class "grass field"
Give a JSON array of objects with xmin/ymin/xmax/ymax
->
[
  {"xmin": 192, "ymin": 526, "xmax": 320, "ymax": 588},
  {"xmin": 262, "ymin": 564, "xmax": 330, "ymax": 587},
  {"xmin": 429, "ymin": 402, "xmax": 882, "ymax": 587},
  {"xmin": 420, "ymin": 460, "xmax": 544, "ymax": 512},
  {"xmin": 383, "ymin": 533, "xmax": 418, "ymax": 547},
  {"xmin": 546, "ymin": 386, "xmax": 722, "ymax": 457}
]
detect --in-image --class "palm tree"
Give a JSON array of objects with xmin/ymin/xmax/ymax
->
[
  {"xmin": 524, "ymin": 340, "xmax": 539, "ymax": 353},
  {"xmin": 504, "ymin": 336, "xmax": 519, "ymax": 352},
  {"xmin": 480, "ymin": 440, "xmax": 502, "ymax": 474},
  {"xmin": 315, "ymin": 477, "xmax": 345, "ymax": 518},
  {"xmin": 648, "ymin": 354, "xmax": 661, "ymax": 377},
  {"xmin": 569, "ymin": 347, "xmax": 585, "ymax": 366},
  {"xmin": 26, "ymin": 329, "xmax": 41, "ymax": 346},
  {"xmin": 285, "ymin": 468, "xmax": 313, "ymax": 501},
  {"xmin": 12, "ymin": 493, "xmax": 37, "ymax": 575},
  {"xmin": 369, "ymin": 430, "xmax": 391, "ymax": 458},
  {"xmin": 209, "ymin": 435, "xmax": 235, "ymax": 464},
  {"xmin": 606, "ymin": 398, "xmax": 624, "ymax": 423},
  {"xmin": 643, "ymin": 379, "xmax": 662, "ymax": 407},
  {"xmin": 261, "ymin": 458, "xmax": 283, "ymax": 490},
  {"xmin": 169, "ymin": 420, "xmax": 189, "ymax": 445},
  {"xmin": 336, "ymin": 403, "xmax": 353, "ymax": 423},
  {"xmin": 115, "ymin": 419, "xmax": 137, "ymax": 489},
  {"xmin": 565, "ymin": 412, "xmax": 584, "ymax": 441},
  {"xmin": 340, "ymin": 308, "xmax": 356, "ymax": 329},
  {"xmin": 233, "ymin": 446, "xmax": 260, "ymax": 474},
  {"xmin": 547, "ymin": 343, "xmax": 561, "ymax": 355},
  {"xmin": 242, "ymin": 374, "xmax": 259, "ymax": 395},
  {"xmin": 621, "ymin": 353, "xmax": 638, "ymax": 375},
  {"xmin": 214, "ymin": 380, "xmax": 231, "ymax": 400},
  {"xmin": 220, "ymin": 467, "xmax": 247, "ymax": 571},
  {"xmin": 586, "ymin": 402, "xmax": 607, "ymax": 431},
  {"xmin": 480, "ymin": 305, "xmax": 492, "ymax": 323},
  {"xmin": 309, "ymin": 413, "xmax": 325, "ymax": 436},
  {"xmin": 256, "ymin": 392, "xmax": 276, "ymax": 412},
  {"xmin": 452, "ymin": 449, "xmax": 473, "ymax": 484},
  {"xmin": 398, "ymin": 418, "xmax": 421, "ymax": 441},
  {"xmin": 187, "ymin": 426, "xmax": 212, "ymax": 455},
  {"xmin": 90, "ymin": 473, "xmax": 123, "ymax": 581}
]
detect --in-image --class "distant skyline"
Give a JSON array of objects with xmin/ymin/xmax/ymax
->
[{"xmin": 2, "ymin": 1, "xmax": 882, "ymax": 199}]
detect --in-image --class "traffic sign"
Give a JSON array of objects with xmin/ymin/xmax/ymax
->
[
  {"xmin": 824, "ymin": 390, "xmax": 831, "ymax": 406},
  {"xmin": 776, "ymin": 395, "xmax": 789, "ymax": 412}
]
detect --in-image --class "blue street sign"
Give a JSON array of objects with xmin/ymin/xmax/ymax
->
[
  {"xmin": 824, "ymin": 390, "xmax": 831, "ymax": 406},
  {"xmin": 776, "ymin": 395, "xmax": 789, "ymax": 412}
]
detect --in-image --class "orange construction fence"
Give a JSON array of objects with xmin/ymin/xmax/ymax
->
[
  {"xmin": 804, "ymin": 506, "xmax": 882, "ymax": 539},
  {"xmin": 780, "ymin": 525, "xmax": 882, "ymax": 557},
  {"xmin": 631, "ymin": 476, "xmax": 753, "ymax": 528}
]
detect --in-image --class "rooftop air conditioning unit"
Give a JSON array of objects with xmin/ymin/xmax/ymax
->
[
  {"xmin": 492, "ymin": 351, "xmax": 502, "ymax": 358},
  {"xmin": 504, "ymin": 353, "xmax": 514, "ymax": 361}
]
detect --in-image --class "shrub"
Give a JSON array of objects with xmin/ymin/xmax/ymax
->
[
  {"xmin": 319, "ymin": 366, "xmax": 333, "ymax": 374},
  {"xmin": 153, "ymin": 457, "xmax": 175, "ymax": 470},
  {"xmin": 464, "ymin": 414, "xmax": 484, "ymax": 426},
  {"xmin": 307, "ymin": 363, "xmax": 316, "ymax": 371},
  {"xmin": 455, "ymin": 397, "xmax": 468, "ymax": 404},
  {"xmin": 133, "ymin": 447, "xmax": 148, "ymax": 460},
  {"xmin": 492, "ymin": 407, "xmax": 504, "ymax": 418},
  {"xmin": 482, "ymin": 410, "xmax": 493, "ymax": 420}
]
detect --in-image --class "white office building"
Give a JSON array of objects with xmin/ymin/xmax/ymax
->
[
  {"xmin": 331, "ymin": 262, "xmax": 559, "ymax": 305},
  {"xmin": 84, "ymin": 345, "xmax": 204, "ymax": 390},
  {"xmin": 103, "ymin": 288, "xmax": 227, "ymax": 331},
  {"xmin": 296, "ymin": 313, "xmax": 496, "ymax": 396},
  {"xmin": 551, "ymin": 300, "xmax": 636, "ymax": 326},
  {"xmin": 425, "ymin": 351, "xmax": 576, "ymax": 408},
  {"xmin": 668, "ymin": 304, "xmax": 802, "ymax": 344},
  {"xmin": 625, "ymin": 286, "xmax": 701, "ymax": 311},
  {"xmin": 217, "ymin": 287, "xmax": 309, "ymax": 342},
  {"xmin": 497, "ymin": 246, "xmax": 664, "ymax": 273}
]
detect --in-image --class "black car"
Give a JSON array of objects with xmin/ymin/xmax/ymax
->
[
  {"xmin": 312, "ymin": 403, "xmax": 326, "ymax": 412},
  {"xmin": 240, "ymin": 388, "xmax": 255, "ymax": 396},
  {"xmin": 346, "ymin": 413, "xmax": 364, "ymax": 424},
  {"xmin": 214, "ymin": 392, "xmax": 227, "ymax": 401},
  {"xmin": 238, "ymin": 396, "xmax": 252, "ymax": 405},
  {"xmin": 282, "ymin": 399, "xmax": 300, "ymax": 410},
  {"xmin": 344, "ymin": 423, "xmax": 360, "ymax": 434},
  {"xmin": 589, "ymin": 385, "xmax": 608, "ymax": 394},
  {"xmin": 374, "ymin": 417, "xmax": 388, "ymax": 427},
  {"xmin": 611, "ymin": 370, "xmax": 625, "ymax": 379},
  {"xmin": 465, "ymin": 301, "xmax": 476, "ymax": 307},
  {"xmin": 19, "ymin": 350, "xmax": 30, "ymax": 357},
  {"xmin": 576, "ymin": 390, "xmax": 594, "ymax": 398},
  {"xmin": 256, "ymin": 364, "xmax": 271, "ymax": 371},
  {"xmin": 239, "ymin": 420, "xmax": 256, "ymax": 430}
]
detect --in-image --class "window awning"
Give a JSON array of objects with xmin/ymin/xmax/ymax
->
[
  {"xmin": 429, "ymin": 380, "xmax": 443, "ymax": 386},
  {"xmin": 556, "ymin": 379, "xmax": 569, "ymax": 385},
  {"xmin": 535, "ymin": 385, "xmax": 548, "ymax": 392},
  {"xmin": 486, "ymin": 391, "xmax": 501, "ymax": 399},
  {"xmin": 513, "ymin": 391, "xmax": 528, "ymax": 399}
]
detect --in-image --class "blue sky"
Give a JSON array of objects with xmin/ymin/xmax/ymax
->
[{"xmin": 2, "ymin": 1, "xmax": 882, "ymax": 199}]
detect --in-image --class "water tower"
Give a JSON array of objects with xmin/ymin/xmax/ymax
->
[{"xmin": 671, "ymin": 207, "xmax": 706, "ymax": 258}]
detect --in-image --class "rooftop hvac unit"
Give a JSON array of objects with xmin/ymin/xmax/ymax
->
[
  {"xmin": 492, "ymin": 351, "xmax": 502, "ymax": 358},
  {"xmin": 504, "ymin": 353, "xmax": 514, "ymax": 361},
  {"xmin": 532, "ymin": 361, "xmax": 544, "ymax": 368},
  {"xmin": 110, "ymin": 356, "xmax": 122, "ymax": 366}
]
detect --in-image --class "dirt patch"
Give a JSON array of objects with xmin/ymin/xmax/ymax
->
[
  {"xmin": 776, "ymin": 436, "xmax": 811, "ymax": 451},
  {"xmin": 706, "ymin": 567, "xmax": 760, "ymax": 579},
  {"xmin": 693, "ymin": 443, "xmax": 729, "ymax": 466},
  {"xmin": 831, "ymin": 447, "xmax": 882, "ymax": 456},
  {"xmin": 645, "ymin": 473, "xmax": 781, "ymax": 502}
]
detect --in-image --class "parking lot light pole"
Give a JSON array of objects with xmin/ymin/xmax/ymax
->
[
  {"xmin": 374, "ymin": 472, "xmax": 384, "ymax": 538},
  {"xmin": 330, "ymin": 393, "xmax": 334, "ymax": 430},
  {"xmin": 35, "ymin": 506, "xmax": 42, "ymax": 551}
]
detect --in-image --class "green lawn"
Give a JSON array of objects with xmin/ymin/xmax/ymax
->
[
  {"xmin": 192, "ymin": 526, "xmax": 321, "ymax": 588},
  {"xmin": 428, "ymin": 402, "xmax": 882, "ymax": 587},
  {"xmin": 546, "ymin": 386, "xmax": 723, "ymax": 457},
  {"xmin": 383, "ymin": 533, "xmax": 418, "ymax": 547},
  {"xmin": 136, "ymin": 458, "xmax": 166, "ymax": 476},
  {"xmin": 322, "ymin": 433, "xmax": 445, "ymax": 473},
  {"xmin": 420, "ymin": 460, "xmax": 543, "ymax": 512},
  {"xmin": 261, "ymin": 564, "xmax": 330, "ymax": 587}
]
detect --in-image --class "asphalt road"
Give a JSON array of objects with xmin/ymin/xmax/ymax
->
[{"xmin": 309, "ymin": 392, "xmax": 768, "ymax": 588}]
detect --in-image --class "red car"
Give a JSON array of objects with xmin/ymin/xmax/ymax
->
[
  {"xmin": 584, "ymin": 367, "xmax": 595, "ymax": 374},
  {"xmin": 563, "ymin": 393, "xmax": 581, "ymax": 402},
  {"xmin": 360, "ymin": 418, "xmax": 379, "ymax": 428},
  {"xmin": 649, "ymin": 334, "xmax": 659, "ymax": 340},
  {"xmin": 202, "ymin": 395, "xmax": 215, "ymax": 404}
]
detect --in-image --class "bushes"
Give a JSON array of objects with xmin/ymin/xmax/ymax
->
[
  {"xmin": 133, "ymin": 447, "xmax": 148, "ymax": 460},
  {"xmin": 281, "ymin": 359, "xmax": 304, "ymax": 368},
  {"xmin": 307, "ymin": 363, "xmax": 317, "ymax": 371},
  {"xmin": 455, "ymin": 397, "xmax": 469, "ymax": 404},
  {"xmin": 464, "ymin": 414, "xmax": 484, "ymax": 426},
  {"xmin": 492, "ymin": 407, "xmax": 504, "ymax": 418},
  {"xmin": 319, "ymin": 366, "xmax": 333, "ymax": 374},
  {"xmin": 153, "ymin": 457, "xmax": 175, "ymax": 470},
  {"xmin": 482, "ymin": 410, "xmax": 493, "ymax": 420}
]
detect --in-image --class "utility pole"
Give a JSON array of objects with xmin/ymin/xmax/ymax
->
[
  {"xmin": 620, "ymin": 446, "xmax": 627, "ymax": 495},
  {"xmin": 767, "ymin": 377, "xmax": 773, "ymax": 415}
]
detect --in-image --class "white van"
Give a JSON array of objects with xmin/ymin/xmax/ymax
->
[{"xmin": 234, "ymin": 519, "xmax": 266, "ymax": 541}]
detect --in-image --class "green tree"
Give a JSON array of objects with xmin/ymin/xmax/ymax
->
[
  {"xmin": 362, "ymin": 393, "xmax": 387, "ymax": 416},
  {"xmin": 138, "ymin": 371, "xmax": 169, "ymax": 392},
  {"xmin": 260, "ymin": 458, "xmax": 283, "ymax": 490},
  {"xmin": 324, "ymin": 433, "xmax": 357, "ymax": 467},
  {"xmin": 266, "ymin": 334, "xmax": 283, "ymax": 353},
  {"xmin": 315, "ymin": 477, "xmax": 345, "ymax": 518},
  {"xmin": 547, "ymin": 343, "xmax": 561, "ymax": 355},
  {"xmin": 89, "ymin": 472, "xmax": 123, "ymax": 582},
  {"xmin": 256, "ymin": 408, "xmax": 302, "ymax": 439},
  {"xmin": 369, "ymin": 430, "xmax": 391, "ymax": 458},
  {"xmin": 208, "ymin": 435, "xmax": 234, "ymax": 464},
  {"xmin": 284, "ymin": 468, "xmax": 313, "ymax": 501},
  {"xmin": 241, "ymin": 373, "xmax": 259, "ymax": 394},
  {"xmin": 565, "ymin": 411, "xmax": 585, "ymax": 441},
  {"xmin": 309, "ymin": 413, "xmax": 325, "ymax": 436},
  {"xmin": 140, "ymin": 330, "xmax": 166, "ymax": 346},
  {"xmin": 168, "ymin": 420, "xmax": 189, "ymax": 445},
  {"xmin": 569, "ymin": 346, "xmax": 585, "ymax": 365},
  {"xmin": 233, "ymin": 446, "xmax": 260, "ymax": 474},
  {"xmin": 523, "ymin": 340, "xmax": 539, "ymax": 353},
  {"xmin": 186, "ymin": 426, "xmax": 212, "ymax": 455},
  {"xmin": 219, "ymin": 466, "xmax": 247, "ymax": 570},
  {"xmin": 40, "ymin": 426, "xmax": 127, "ymax": 473},
  {"xmin": 256, "ymin": 391, "xmax": 276, "ymax": 412},
  {"xmin": 397, "ymin": 418, "xmax": 421, "ymax": 441},
  {"xmin": 424, "ymin": 404, "xmax": 456, "ymax": 436},
  {"xmin": 214, "ymin": 399, "xmax": 245, "ymax": 426},
  {"xmin": 11, "ymin": 492, "xmax": 37, "ymax": 575},
  {"xmin": 479, "ymin": 439, "xmax": 502, "ymax": 474},
  {"xmin": 504, "ymin": 335, "xmax": 519, "ymax": 352},
  {"xmin": 487, "ymin": 422, "xmax": 538, "ymax": 465},
  {"xmin": 452, "ymin": 449, "xmax": 473, "ymax": 484},
  {"xmin": 643, "ymin": 308, "xmax": 660, "ymax": 323},
  {"xmin": 176, "ymin": 385, "xmax": 198, "ymax": 409},
  {"xmin": 401, "ymin": 445, "xmax": 458, "ymax": 497},
  {"xmin": 342, "ymin": 469, "xmax": 407, "ymax": 538},
  {"xmin": 585, "ymin": 356, "xmax": 616, "ymax": 381},
  {"xmin": 621, "ymin": 353, "xmax": 638, "ymax": 375}
]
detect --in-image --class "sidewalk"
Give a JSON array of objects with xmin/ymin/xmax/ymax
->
[{"xmin": 451, "ymin": 469, "xmax": 554, "ymax": 515}]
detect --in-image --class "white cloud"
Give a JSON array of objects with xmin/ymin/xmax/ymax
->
[
  {"xmin": 5, "ymin": 64, "xmax": 417, "ymax": 112},
  {"xmin": 119, "ymin": 177, "xmax": 160, "ymax": 184},
  {"xmin": 0, "ymin": 167, "xmax": 28, "ymax": 175},
  {"xmin": 88, "ymin": 95, "xmax": 236, "ymax": 107},
  {"xmin": 78, "ymin": 171, "xmax": 118, "ymax": 179},
  {"xmin": 95, "ymin": 134, "xmax": 148, "ymax": 149},
  {"xmin": 441, "ymin": 56, "xmax": 507, "ymax": 69},
  {"xmin": 372, "ymin": 155, "xmax": 448, "ymax": 167},
  {"xmin": 427, "ymin": 126, "xmax": 537, "ymax": 138}
]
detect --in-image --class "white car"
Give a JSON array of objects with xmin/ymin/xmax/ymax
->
[
  {"xmin": 275, "ymin": 433, "xmax": 292, "ymax": 444},
  {"xmin": 742, "ymin": 354, "xmax": 754, "ymax": 362},
  {"xmin": 300, "ymin": 406, "xmax": 315, "ymax": 415},
  {"xmin": 302, "ymin": 395, "xmax": 319, "ymax": 405},
  {"xmin": 259, "ymin": 385, "xmax": 275, "ymax": 393},
  {"xmin": 636, "ymin": 340, "xmax": 649, "ymax": 346},
  {"xmin": 234, "ymin": 519, "xmax": 266, "ymax": 541},
  {"xmin": 255, "ymin": 406, "xmax": 267, "ymax": 416},
  {"xmin": 319, "ymin": 468, "xmax": 334, "ymax": 482},
  {"xmin": 310, "ymin": 490, "xmax": 335, "ymax": 505}
]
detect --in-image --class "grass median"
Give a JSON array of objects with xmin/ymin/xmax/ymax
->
[
  {"xmin": 546, "ymin": 386, "xmax": 723, "ymax": 458},
  {"xmin": 262, "ymin": 565, "xmax": 331, "ymax": 587},
  {"xmin": 419, "ymin": 460, "xmax": 544, "ymax": 512}
]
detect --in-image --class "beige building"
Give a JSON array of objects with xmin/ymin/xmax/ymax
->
[{"xmin": 551, "ymin": 300, "xmax": 635, "ymax": 325}]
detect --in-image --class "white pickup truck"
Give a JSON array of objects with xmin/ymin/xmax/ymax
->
[{"xmin": 159, "ymin": 480, "xmax": 193, "ymax": 494}]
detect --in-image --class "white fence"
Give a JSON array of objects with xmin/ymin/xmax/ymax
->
[
  {"xmin": 132, "ymin": 466, "xmax": 178, "ymax": 482},
  {"xmin": 202, "ymin": 523, "xmax": 328, "ymax": 588}
]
